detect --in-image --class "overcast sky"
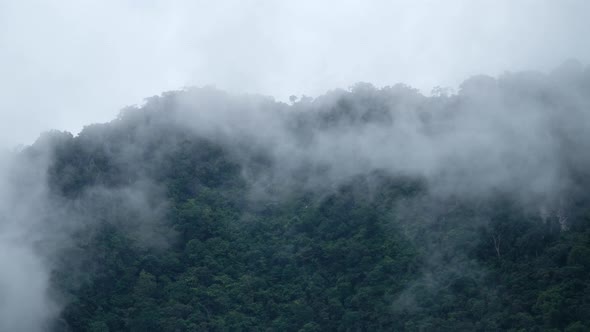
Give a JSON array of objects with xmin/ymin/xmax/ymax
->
[{"xmin": 1, "ymin": 0, "xmax": 589, "ymax": 147}]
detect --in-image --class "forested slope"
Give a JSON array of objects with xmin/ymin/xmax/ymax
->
[{"xmin": 7, "ymin": 62, "xmax": 590, "ymax": 331}]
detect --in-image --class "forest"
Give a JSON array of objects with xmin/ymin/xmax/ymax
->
[{"xmin": 2, "ymin": 61, "xmax": 590, "ymax": 331}]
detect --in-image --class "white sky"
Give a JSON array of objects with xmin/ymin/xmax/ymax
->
[{"xmin": 1, "ymin": 0, "xmax": 589, "ymax": 147}]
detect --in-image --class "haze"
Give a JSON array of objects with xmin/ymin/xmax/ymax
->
[{"xmin": 1, "ymin": 0, "xmax": 589, "ymax": 148}]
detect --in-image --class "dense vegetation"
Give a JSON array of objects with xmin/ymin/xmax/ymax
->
[{"xmin": 12, "ymin": 62, "xmax": 590, "ymax": 331}]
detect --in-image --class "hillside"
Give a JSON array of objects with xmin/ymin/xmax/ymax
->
[{"xmin": 4, "ymin": 64, "xmax": 590, "ymax": 331}]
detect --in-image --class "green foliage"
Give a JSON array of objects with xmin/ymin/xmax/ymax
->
[{"xmin": 39, "ymin": 86, "xmax": 590, "ymax": 331}]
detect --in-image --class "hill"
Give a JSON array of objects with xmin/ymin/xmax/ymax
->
[{"xmin": 3, "ymin": 63, "xmax": 590, "ymax": 331}]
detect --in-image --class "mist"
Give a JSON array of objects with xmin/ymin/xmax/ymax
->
[
  {"xmin": 154, "ymin": 62, "xmax": 590, "ymax": 206},
  {"xmin": 1, "ymin": 60, "xmax": 589, "ymax": 331},
  {"xmin": 1, "ymin": 1, "xmax": 590, "ymax": 331},
  {"xmin": 2, "ymin": 1, "xmax": 590, "ymax": 148}
]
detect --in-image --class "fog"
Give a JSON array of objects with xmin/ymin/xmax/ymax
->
[
  {"xmin": 2, "ymin": 60, "xmax": 590, "ymax": 331},
  {"xmin": 1, "ymin": 1, "xmax": 590, "ymax": 331},
  {"xmin": 2, "ymin": 0, "xmax": 590, "ymax": 148},
  {"xmin": 151, "ymin": 63, "xmax": 588, "ymax": 208}
]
